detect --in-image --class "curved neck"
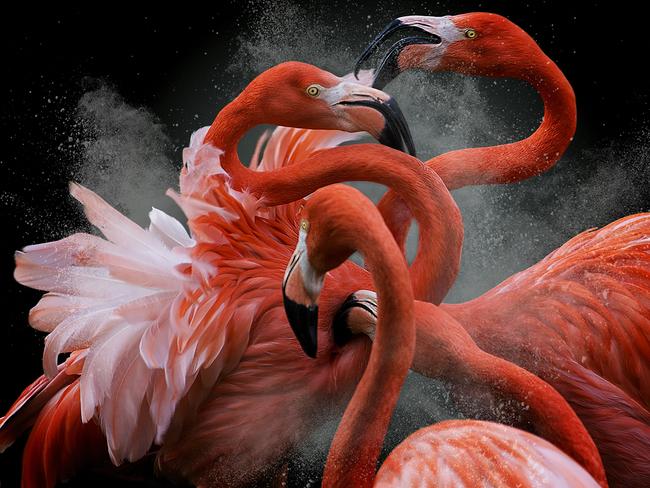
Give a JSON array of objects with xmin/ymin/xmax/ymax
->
[
  {"xmin": 203, "ymin": 94, "xmax": 463, "ymax": 303},
  {"xmin": 203, "ymin": 92, "xmax": 463, "ymax": 304},
  {"xmin": 255, "ymin": 145, "xmax": 462, "ymax": 303},
  {"xmin": 203, "ymin": 93, "xmax": 259, "ymax": 186},
  {"xmin": 375, "ymin": 55, "xmax": 575, "ymax": 302},
  {"xmin": 322, "ymin": 219, "xmax": 415, "ymax": 488},
  {"xmin": 412, "ymin": 303, "xmax": 607, "ymax": 487},
  {"xmin": 430, "ymin": 54, "xmax": 576, "ymax": 189}
]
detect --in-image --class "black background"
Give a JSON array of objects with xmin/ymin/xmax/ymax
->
[{"xmin": 1, "ymin": 1, "xmax": 649, "ymax": 486}]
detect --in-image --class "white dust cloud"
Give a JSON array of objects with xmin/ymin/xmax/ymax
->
[{"xmin": 74, "ymin": 84, "xmax": 182, "ymax": 226}]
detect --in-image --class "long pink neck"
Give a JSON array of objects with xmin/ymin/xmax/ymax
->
[
  {"xmin": 431, "ymin": 57, "xmax": 576, "ymax": 189},
  {"xmin": 322, "ymin": 214, "xmax": 415, "ymax": 488},
  {"xmin": 412, "ymin": 303, "xmax": 607, "ymax": 487},
  {"xmin": 377, "ymin": 54, "xmax": 576, "ymax": 290},
  {"xmin": 203, "ymin": 98, "xmax": 463, "ymax": 303},
  {"xmin": 204, "ymin": 93, "xmax": 259, "ymax": 186}
]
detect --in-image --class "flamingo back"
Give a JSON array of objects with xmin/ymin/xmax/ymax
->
[
  {"xmin": 450, "ymin": 213, "xmax": 650, "ymax": 408},
  {"xmin": 375, "ymin": 420, "xmax": 600, "ymax": 487}
]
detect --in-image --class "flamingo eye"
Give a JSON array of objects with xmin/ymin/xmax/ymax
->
[
  {"xmin": 465, "ymin": 29, "xmax": 477, "ymax": 39},
  {"xmin": 300, "ymin": 219, "xmax": 310, "ymax": 231},
  {"xmin": 306, "ymin": 85, "xmax": 321, "ymax": 97}
]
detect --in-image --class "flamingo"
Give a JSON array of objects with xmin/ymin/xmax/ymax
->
[
  {"xmin": 0, "ymin": 62, "xmax": 462, "ymax": 486},
  {"xmin": 153, "ymin": 85, "xmax": 462, "ymax": 482},
  {"xmin": 354, "ymin": 12, "xmax": 576, "ymax": 271},
  {"xmin": 355, "ymin": 12, "xmax": 575, "ymax": 189},
  {"xmin": 282, "ymin": 183, "xmax": 603, "ymax": 487},
  {"xmin": 349, "ymin": 13, "xmax": 650, "ymax": 486},
  {"xmin": 199, "ymin": 61, "xmax": 462, "ymax": 304},
  {"xmin": 339, "ymin": 212, "xmax": 650, "ymax": 487}
]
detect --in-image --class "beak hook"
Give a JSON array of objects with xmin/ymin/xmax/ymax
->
[{"xmin": 354, "ymin": 19, "xmax": 442, "ymax": 89}]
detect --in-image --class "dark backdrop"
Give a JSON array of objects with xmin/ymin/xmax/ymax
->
[{"xmin": 2, "ymin": 1, "xmax": 649, "ymax": 486}]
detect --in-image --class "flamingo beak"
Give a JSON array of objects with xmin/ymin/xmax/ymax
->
[
  {"xmin": 282, "ymin": 244, "xmax": 323, "ymax": 358},
  {"xmin": 332, "ymin": 290, "xmax": 378, "ymax": 346},
  {"xmin": 354, "ymin": 17, "xmax": 442, "ymax": 89},
  {"xmin": 330, "ymin": 83, "xmax": 417, "ymax": 157}
]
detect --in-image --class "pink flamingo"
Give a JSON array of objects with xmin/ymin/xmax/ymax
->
[
  {"xmin": 282, "ymin": 183, "xmax": 604, "ymax": 487},
  {"xmin": 356, "ymin": 12, "xmax": 575, "ymax": 190},
  {"xmin": 349, "ymin": 13, "xmax": 650, "ymax": 486},
  {"xmin": 355, "ymin": 12, "xmax": 575, "ymax": 275},
  {"xmin": 340, "ymin": 212, "xmax": 650, "ymax": 487},
  {"xmin": 0, "ymin": 63, "xmax": 461, "ymax": 486},
  {"xmin": 201, "ymin": 62, "xmax": 462, "ymax": 304},
  {"xmin": 153, "ymin": 69, "xmax": 461, "ymax": 482}
]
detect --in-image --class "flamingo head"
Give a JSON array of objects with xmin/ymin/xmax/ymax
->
[
  {"xmin": 354, "ymin": 13, "xmax": 545, "ymax": 89},
  {"xmin": 243, "ymin": 61, "xmax": 415, "ymax": 155},
  {"xmin": 282, "ymin": 186, "xmax": 361, "ymax": 358},
  {"xmin": 332, "ymin": 290, "xmax": 378, "ymax": 346}
]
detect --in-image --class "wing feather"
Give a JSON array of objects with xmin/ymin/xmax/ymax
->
[
  {"xmin": 450, "ymin": 213, "xmax": 650, "ymax": 407},
  {"xmin": 10, "ymin": 122, "xmax": 330, "ymax": 467}
]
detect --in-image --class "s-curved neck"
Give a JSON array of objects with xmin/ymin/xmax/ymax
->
[
  {"xmin": 430, "ymin": 55, "xmax": 576, "ymax": 189},
  {"xmin": 412, "ymin": 303, "xmax": 607, "ymax": 487},
  {"xmin": 264, "ymin": 146, "xmax": 462, "ymax": 303},
  {"xmin": 320, "ymin": 201, "xmax": 415, "ymax": 488},
  {"xmin": 202, "ymin": 97, "xmax": 463, "ymax": 303},
  {"xmin": 376, "ymin": 53, "xmax": 575, "ymax": 298}
]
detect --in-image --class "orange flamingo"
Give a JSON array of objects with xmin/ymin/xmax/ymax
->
[
  {"xmin": 282, "ymin": 183, "xmax": 604, "ymax": 487},
  {"xmin": 350, "ymin": 14, "xmax": 650, "ymax": 486},
  {"xmin": 355, "ymin": 12, "xmax": 576, "ymax": 273},
  {"xmin": 356, "ymin": 12, "xmax": 575, "ymax": 188},
  {"xmin": 154, "ymin": 108, "xmax": 461, "ymax": 484},
  {"xmin": 0, "ymin": 63, "xmax": 461, "ymax": 486},
  {"xmin": 194, "ymin": 61, "xmax": 463, "ymax": 306},
  {"xmin": 339, "ymin": 213, "xmax": 650, "ymax": 487},
  {"xmin": 183, "ymin": 72, "xmax": 461, "ymax": 308}
]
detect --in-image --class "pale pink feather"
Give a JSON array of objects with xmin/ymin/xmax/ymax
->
[{"xmin": 12, "ymin": 122, "xmax": 358, "ymax": 467}]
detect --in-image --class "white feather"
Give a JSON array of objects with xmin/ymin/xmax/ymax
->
[
  {"xmin": 69, "ymin": 182, "xmax": 172, "ymax": 265},
  {"xmin": 148, "ymin": 208, "xmax": 195, "ymax": 249}
]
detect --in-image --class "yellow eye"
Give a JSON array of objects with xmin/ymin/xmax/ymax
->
[
  {"xmin": 306, "ymin": 85, "xmax": 320, "ymax": 97},
  {"xmin": 300, "ymin": 219, "xmax": 309, "ymax": 231},
  {"xmin": 465, "ymin": 29, "xmax": 477, "ymax": 39}
]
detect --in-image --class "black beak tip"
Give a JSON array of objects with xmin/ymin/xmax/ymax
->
[
  {"xmin": 336, "ymin": 97, "xmax": 416, "ymax": 157},
  {"xmin": 357, "ymin": 19, "xmax": 442, "ymax": 91},
  {"xmin": 370, "ymin": 76, "xmax": 387, "ymax": 90},
  {"xmin": 403, "ymin": 135, "xmax": 417, "ymax": 158},
  {"xmin": 381, "ymin": 97, "xmax": 417, "ymax": 158},
  {"xmin": 332, "ymin": 294, "xmax": 358, "ymax": 347},
  {"xmin": 283, "ymin": 294, "xmax": 319, "ymax": 358}
]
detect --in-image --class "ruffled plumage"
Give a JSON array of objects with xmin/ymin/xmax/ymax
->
[
  {"xmin": 5, "ymin": 124, "xmax": 360, "ymax": 471},
  {"xmin": 451, "ymin": 213, "xmax": 650, "ymax": 408},
  {"xmin": 13, "ymin": 184, "xmax": 196, "ymax": 463},
  {"xmin": 443, "ymin": 213, "xmax": 650, "ymax": 487}
]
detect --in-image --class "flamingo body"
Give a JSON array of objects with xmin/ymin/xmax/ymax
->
[
  {"xmin": 440, "ymin": 214, "xmax": 650, "ymax": 487},
  {"xmin": 1, "ymin": 126, "xmax": 371, "ymax": 486},
  {"xmin": 2, "ymin": 99, "xmax": 427, "ymax": 484},
  {"xmin": 446, "ymin": 213, "xmax": 650, "ymax": 408},
  {"xmin": 348, "ymin": 213, "xmax": 650, "ymax": 487},
  {"xmin": 445, "ymin": 214, "xmax": 650, "ymax": 486},
  {"xmin": 353, "ymin": 13, "xmax": 650, "ymax": 485},
  {"xmin": 376, "ymin": 420, "xmax": 600, "ymax": 488},
  {"xmin": 283, "ymin": 185, "xmax": 602, "ymax": 488}
]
